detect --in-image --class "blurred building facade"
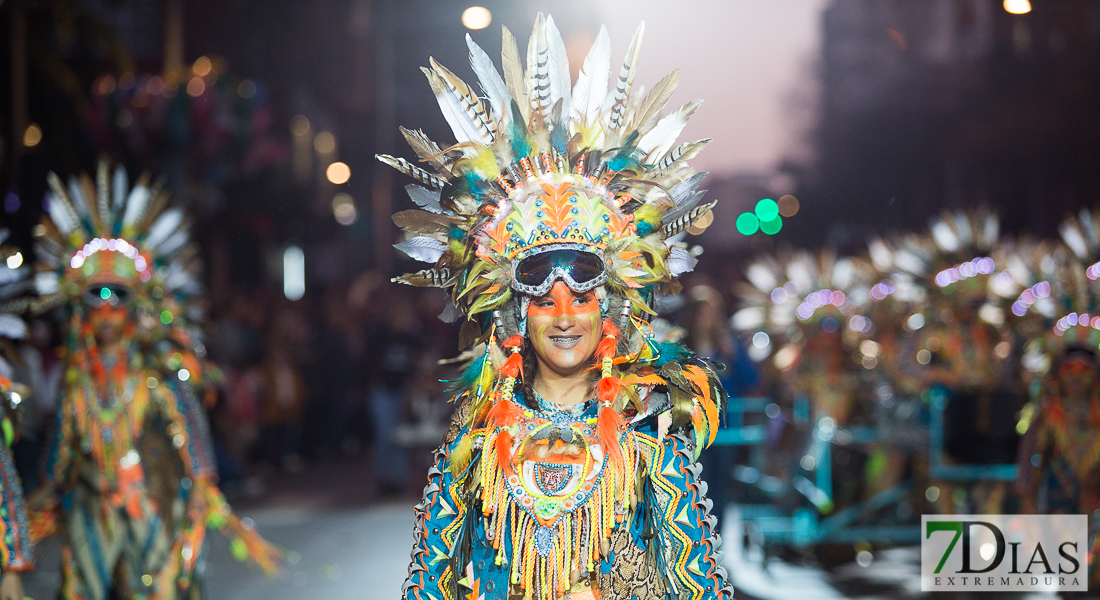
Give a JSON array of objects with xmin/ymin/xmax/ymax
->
[{"xmin": 791, "ymin": 0, "xmax": 1100, "ymax": 247}]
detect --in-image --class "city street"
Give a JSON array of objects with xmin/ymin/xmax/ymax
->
[{"xmin": 18, "ymin": 461, "xmax": 1069, "ymax": 599}]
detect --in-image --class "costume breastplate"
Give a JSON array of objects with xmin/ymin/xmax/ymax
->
[
  {"xmin": 477, "ymin": 395, "xmax": 636, "ymax": 600},
  {"xmin": 505, "ymin": 401, "xmax": 605, "ymax": 556}
]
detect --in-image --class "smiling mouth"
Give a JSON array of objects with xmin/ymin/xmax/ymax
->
[{"xmin": 549, "ymin": 335, "xmax": 582, "ymax": 349}]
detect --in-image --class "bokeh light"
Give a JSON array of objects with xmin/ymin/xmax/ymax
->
[
  {"xmin": 314, "ymin": 131, "xmax": 337, "ymax": 154},
  {"xmin": 1003, "ymin": 0, "xmax": 1031, "ymax": 14},
  {"xmin": 462, "ymin": 6, "xmax": 492, "ymax": 30},
  {"xmin": 23, "ymin": 123, "xmax": 42, "ymax": 147},
  {"xmin": 186, "ymin": 77, "xmax": 206, "ymax": 97},
  {"xmin": 192, "ymin": 56, "xmax": 213, "ymax": 77},
  {"xmin": 332, "ymin": 193, "xmax": 358, "ymax": 225},
  {"xmin": 755, "ymin": 198, "xmax": 779, "ymax": 221},
  {"xmin": 237, "ymin": 79, "xmax": 257, "ymax": 99},
  {"xmin": 736, "ymin": 212, "xmax": 760, "ymax": 235},
  {"xmin": 326, "ymin": 162, "xmax": 351, "ymax": 184},
  {"xmin": 778, "ymin": 194, "xmax": 800, "ymax": 217},
  {"xmin": 760, "ymin": 216, "xmax": 783, "ymax": 235},
  {"xmin": 290, "ymin": 115, "xmax": 311, "ymax": 137}
]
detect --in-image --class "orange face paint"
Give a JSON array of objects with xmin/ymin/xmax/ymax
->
[{"xmin": 527, "ymin": 282, "xmax": 601, "ymax": 377}]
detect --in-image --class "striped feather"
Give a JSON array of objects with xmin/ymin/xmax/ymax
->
[
  {"xmin": 422, "ymin": 66, "xmax": 488, "ymax": 145},
  {"xmin": 662, "ymin": 200, "xmax": 716, "ymax": 237},
  {"xmin": 377, "ymin": 155, "xmax": 447, "ymax": 189},
  {"xmin": 654, "ymin": 138, "xmax": 711, "ymax": 170},
  {"xmin": 431, "ymin": 57, "xmax": 495, "ymax": 143},
  {"xmin": 399, "ymin": 127, "xmax": 453, "ymax": 177},
  {"xmin": 543, "ymin": 15, "xmax": 571, "ymax": 122},
  {"xmin": 526, "ymin": 13, "xmax": 552, "ymax": 117},
  {"xmin": 121, "ymin": 176, "xmax": 151, "ymax": 230},
  {"xmin": 605, "ymin": 21, "xmax": 645, "ymax": 131}
]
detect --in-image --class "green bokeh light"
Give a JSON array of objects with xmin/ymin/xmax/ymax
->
[
  {"xmin": 755, "ymin": 198, "xmax": 779, "ymax": 221},
  {"xmin": 160, "ymin": 310, "xmax": 174, "ymax": 325},
  {"xmin": 100, "ymin": 287, "xmax": 111, "ymax": 300},
  {"xmin": 760, "ymin": 216, "xmax": 783, "ymax": 235},
  {"xmin": 736, "ymin": 212, "xmax": 760, "ymax": 235}
]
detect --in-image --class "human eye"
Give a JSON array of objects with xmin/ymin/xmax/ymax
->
[
  {"xmin": 534, "ymin": 299, "xmax": 555, "ymax": 308},
  {"xmin": 573, "ymin": 295, "xmax": 592, "ymax": 306}
]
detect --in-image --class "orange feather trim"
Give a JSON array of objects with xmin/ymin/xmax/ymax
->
[
  {"xmin": 496, "ymin": 430, "xmax": 516, "ymax": 477},
  {"xmin": 487, "ymin": 397, "xmax": 525, "ymax": 428},
  {"xmin": 500, "ymin": 352, "xmax": 523, "ymax": 379},
  {"xmin": 501, "ymin": 335, "xmax": 524, "ymax": 349},
  {"xmin": 597, "ymin": 404, "xmax": 624, "ymax": 467}
]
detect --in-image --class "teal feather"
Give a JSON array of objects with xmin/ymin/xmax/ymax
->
[
  {"xmin": 654, "ymin": 341, "xmax": 693, "ymax": 367},
  {"xmin": 508, "ymin": 100, "xmax": 532, "ymax": 159},
  {"xmin": 448, "ymin": 352, "xmax": 488, "ymax": 393},
  {"xmin": 635, "ymin": 221, "xmax": 655, "ymax": 236}
]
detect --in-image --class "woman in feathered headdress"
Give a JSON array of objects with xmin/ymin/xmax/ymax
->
[
  {"xmin": 0, "ymin": 232, "xmax": 35, "ymax": 600},
  {"xmin": 25, "ymin": 161, "xmax": 279, "ymax": 600},
  {"xmin": 1014, "ymin": 209, "xmax": 1100, "ymax": 587},
  {"xmin": 382, "ymin": 15, "xmax": 732, "ymax": 600}
]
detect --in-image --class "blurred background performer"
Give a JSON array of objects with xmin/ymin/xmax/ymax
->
[
  {"xmin": 25, "ymin": 161, "xmax": 280, "ymax": 600},
  {"xmin": 0, "ymin": 236, "xmax": 35, "ymax": 600},
  {"xmin": 379, "ymin": 14, "xmax": 733, "ymax": 600}
]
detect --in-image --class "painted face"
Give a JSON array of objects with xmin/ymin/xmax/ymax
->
[
  {"xmin": 86, "ymin": 286, "xmax": 130, "ymax": 347},
  {"xmin": 1059, "ymin": 357, "xmax": 1096, "ymax": 399},
  {"xmin": 526, "ymin": 281, "xmax": 601, "ymax": 378}
]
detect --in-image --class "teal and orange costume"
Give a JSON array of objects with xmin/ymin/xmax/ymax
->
[
  {"xmin": 25, "ymin": 162, "xmax": 279, "ymax": 600},
  {"xmin": 380, "ymin": 15, "xmax": 732, "ymax": 600}
]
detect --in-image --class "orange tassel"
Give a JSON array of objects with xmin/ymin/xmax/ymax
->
[
  {"xmin": 496, "ymin": 430, "xmax": 516, "ymax": 476},
  {"xmin": 487, "ymin": 398, "xmax": 524, "ymax": 428},
  {"xmin": 500, "ymin": 352, "xmax": 523, "ymax": 379},
  {"xmin": 597, "ymin": 404, "xmax": 624, "ymax": 466},
  {"xmin": 501, "ymin": 335, "xmax": 524, "ymax": 350},
  {"xmin": 597, "ymin": 376, "xmax": 621, "ymax": 405}
]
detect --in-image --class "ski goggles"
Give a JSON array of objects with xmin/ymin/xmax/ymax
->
[
  {"xmin": 511, "ymin": 245, "xmax": 607, "ymax": 297},
  {"xmin": 85, "ymin": 284, "xmax": 131, "ymax": 308}
]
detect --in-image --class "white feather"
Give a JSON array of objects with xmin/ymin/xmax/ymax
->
[
  {"xmin": 466, "ymin": 34, "xmax": 509, "ymax": 119},
  {"xmin": 637, "ymin": 99, "xmax": 702, "ymax": 158},
  {"xmin": 930, "ymin": 220, "xmax": 959, "ymax": 253},
  {"xmin": 571, "ymin": 25, "xmax": 611, "ymax": 126},
  {"xmin": 0, "ymin": 314, "xmax": 25, "ymax": 340},
  {"xmin": 67, "ymin": 177, "xmax": 91, "ymax": 220},
  {"xmin": 35, "ymin": 272, "xmax": 59, "ymax": 295},
  {"xmin": 45, "ymin": 192, "xmax": 76, "ymax": 235},
  {"xmin": 121, "ymin": 185, "xmax": 150, "ymax": 229},
  {"xmin": 406, "ymin": 184, "xmax": 444, "ymax": 214},
  {"xmin": 394, "ymin": 237, "xmax": 446, "ymax": 263},
  {"xmin": 426, "ymin": 68, "xmax": 488, "ymax": 145},
  {"xmin": 667, "ymin": 246, "xmax": 697, "ymax": 276},
  {"xmin": 144, "ymin": 208, "xmax": 184, "ymax": 250},
  {"xmin": 746, "ymin": 263, "xmax": 778, "ymax": 292},
  {"xmin": 543, "ymin": 15, "xmax": 571, "ymax": 118},
  {"xmin": 1061, "ymin": 222, "xmax": 1089, "ymax": 259},
  {"xmin": 158, "ymin": 229, "xmax": 190, "ymax": 256},
  {"xmin": 112, "ymin": 165, "xmax": 128, "ymax": 211}
]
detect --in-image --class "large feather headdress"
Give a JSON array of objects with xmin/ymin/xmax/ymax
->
[{"xmin": 379, "ymin": 15, "xmax": 715, "ymax": 334}]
